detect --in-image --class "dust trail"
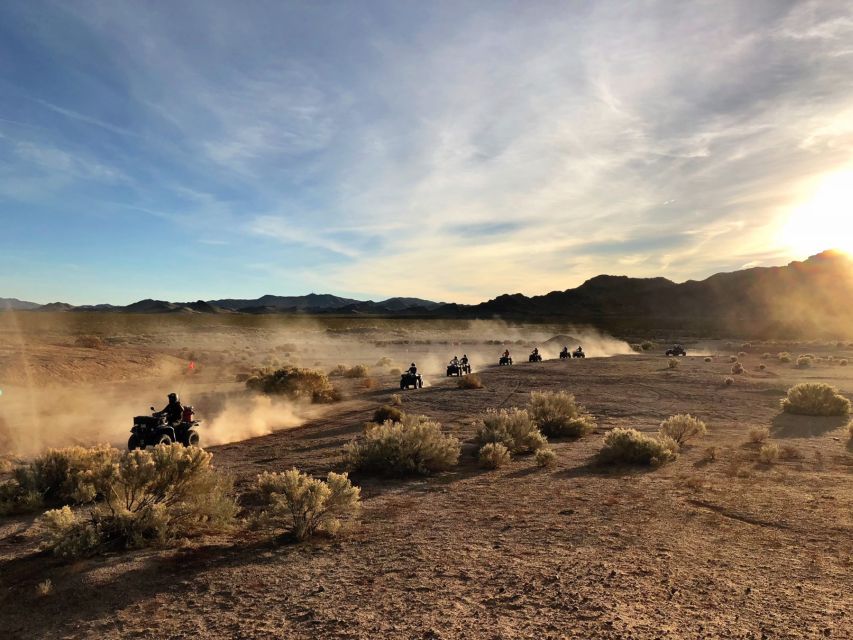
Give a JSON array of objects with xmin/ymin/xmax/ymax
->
[{"xmin": 203, "ymin": 394, "xmax": 320, "ymax": 446}]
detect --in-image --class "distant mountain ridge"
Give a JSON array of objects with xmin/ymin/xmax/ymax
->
[{"xmin": 4, "ymin": 251, "xmax": 852, "ymax": 337}]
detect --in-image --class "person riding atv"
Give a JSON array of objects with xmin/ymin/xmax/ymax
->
[
  {"xmin": 499, "ymin": 350, "xmax": 513, "ymax": 366},
  {"xmin": 559, "ymin": 346, "xmax": 569, "ymax": 359},
  {"xmin": 408, "ymin": 362, "xmax": 418, "ymax": 375},
  {"xmin": 401, "ymin": 363, "xmax": 423, "ymax": 389},
  {"xmin": 529, "ymin": 348, "xmax": 543, "ymax": 362},
  {"xmin": 666, "ymin": 344, "xmax": 687, "ymax": 357},
  {"xmin": 573, "ymin": 346, "xmax": 585, "ymax": 358},
  {"xmin": 129, "ymin": 393, "xmax": 201, "ymax": 450},
  {"xmin": 160, "ymin": 392, "xmax": 183, "ymax": 425}
]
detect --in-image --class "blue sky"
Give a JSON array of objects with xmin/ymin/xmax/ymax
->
[{"xmin": 1, "ymin": 1, "xmax": 852, "ymax": 305}]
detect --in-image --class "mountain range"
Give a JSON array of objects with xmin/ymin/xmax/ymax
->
[{"xmin": 4, "ymin": 251, "xmax": 852, "ymax": 337}]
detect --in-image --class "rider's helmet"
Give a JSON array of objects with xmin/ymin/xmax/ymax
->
[
  {"xmin": 168, "ymin": 392, "xmax": 179, "ymax": 403},
  {"xmin": 411, "ymin": 362, "xmax": 416, "ymax": 367}
]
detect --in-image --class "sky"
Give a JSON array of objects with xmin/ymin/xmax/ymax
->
[{"xmin": 1, "ymin": 0, "xmax": 852, "ymax": 305}]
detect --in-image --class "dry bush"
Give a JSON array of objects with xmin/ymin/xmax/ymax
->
[
  {"xmin": 659, "ymin": 414, "xmax": 707, "ymax": 446},
  {"xmin": 748, "ymin": 426, "xmax": 770, "ymax": 444},
  {"xmin": 247, "ymin": 367, "xmax": 340, "ymax": 403},
  {"xmin": 35, "ymin": 579, "xmax": 53, "ymax": 597},
  {"xmin": 741, "ymin": 343, "xmax": 752, "ymax": 351},
  {"xmin": 375, "ymin": 357, "xmax": 393, "ymax": 367},
  {"xmin": 74, "ymin": 335, "xmax": 104, "ymax": 349},
  {"xmin": 840, "ymin": 359, "xmax": 848, "ymax": 367},
  {"xmin": 39, "ymin": 445, "xmax": 235, "ymax": 558},
  {"xmin": 762, "ymin": 352, "xmax": 772, "ymax": 359},
  {"xmin": 1, "ymin": 446, "xmax": 119, "ymax": 516},
  {"xmin": 668, "ymin": 358, "xmax": 679, "ymax": 369},
  {"xmin": 704, "ymin": 357, "xmax": 712, "ymax": 363},
  {"xmin": 255, "ymin": 469, "xmax": 360, "ymax": 541},
  {"xmin": 731, "ymin": 362, "xmax": 744, "ymax": 375},
  {"xmin": 778, "ymin": 352, "xmax": 791, "ymax": 363},
  {"xmin": 372, "ymin": 405, "xmax": 404, "ymax": 424},
  {"xmin": 779, "ymin": 444, "xmax": 804, "ymax": 461},
  {"xmin": 700, "ymin": 446, "xmax": 718, "ymax": 463},
  {"xmin": 796, "ymin": 356, "xmax": 811, "ymax": 368},
  {"xmin": 759, "ymin": 364, "xmax": 766, "ymax": 370},
  {"xmin": 389, "ymin": 393, "xmax": 402, "ymax": 406},
  {"xmin": 478, "ymin": 443, "xmax": 511, "ymax": 469},
  {"xmin": 528, "ymin": 391, "xmax": 595, "ymax": 438},
  {"xmin": 758, "ymin": 442, "xmax": 779, "ymax": 464},
  {"xmin": 346, "ymin": 415, "xmax": 460, "ymax": 476},
  {"xmin": 458, "ymin": 374, "xmax": 484, "ymax": 389},
  {"xmin": 724, "ymin": 377, "xmax": 734, "ymax": 386},
  {"xmin": 630, "ymin": 343, "xmax": 643, "ymax": 352},
  {"xmin": 729, "ymin": 355, "xmax": 738, "ymax": 363},
  {"xmin": 738, "ymin": 351, "xmax": 747, "ymax": 358},
  {"xmin": 641, "ymin": 341, "xmax": 653, "ymax": 351},
  {"xmin": 361, "ymin": 377, "xmax": 378, "ymax": 390},
  {"xmin": 344, "ymin": 364, "xmax": 370, "ymax": 379},
  {"xmin": 328, "ymin": 364, "xmax": 348, "ymax": 377},
  {"xmin": 475, "ymin": 408, "xmax": 547, "ymax": 454},
  {"xmin": 535, "ymin": 448, "xmax": 557, "ymax": 469},
  {"xmin": 234, "ymin": 372, "xmax": 251, "ymax": 383},
  {"xmin": 780, "ymin": 383, "xmax": 851, "ymax": 416},
  {"xmin": 596, "ymin": 428, "xmax": 678, "ymax": 467}
]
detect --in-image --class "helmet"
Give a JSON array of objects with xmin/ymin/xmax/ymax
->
[
  {"xmin": 168, "ymin": 392, "xmax": 179, "ymax": 402},
  {"xmin": 411, "ymin": 363, "xmax": 416, "ymax": 367}
]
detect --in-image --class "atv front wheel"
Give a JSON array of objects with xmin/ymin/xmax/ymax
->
[
  {"xmin": 157, "ymin": 433, "xmax": 173, "ymax": 446},
  {"xmin": 128, "ymin": 434, "xmax": 143, "ymax": 451},
  {"xmin": 185, "ymin": 429, "xmax": 200, "ymax": 447}
]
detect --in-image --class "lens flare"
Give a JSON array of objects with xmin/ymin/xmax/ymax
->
[{"xmin": 780, "ymin": 168, "xmax": 853, "ymax": 256}]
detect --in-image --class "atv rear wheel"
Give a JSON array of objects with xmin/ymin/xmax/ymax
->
[
  {"xmin": 157, "ymin": 433, "xmax": 173, "ymax": 446},
  {"xmin": 185, "ymin": 429, "xmax": 200, "ymax": 447}
]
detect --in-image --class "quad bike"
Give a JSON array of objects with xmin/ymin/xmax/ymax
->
[
  {"xmin": 129, "ymin": 406, "xmax": 200, "ymax": 450},
  {"xmin": 446, "ymin": 362, "xmax": 472, "ymax": 376},
  {"xmin": 529, "ymin": 353, "xmax": 543, "ymax": 362},
  {"xmin": 666, "ymin": 345, "xmax": 687, "ymax": 357},
  {"xmin": 559, "ymin": 349, "xmax": 569, "ymax": 360},
  {"xmin": 400, "ymin": 371, "xmax": 424, "ymax": 389},
  {"xmin": 499, "ymin": 356, "xmax": 513, "ymax": 366},
  {"xmin": 572, "ymin": 348, "xmax": 585, "ymax": 358}
]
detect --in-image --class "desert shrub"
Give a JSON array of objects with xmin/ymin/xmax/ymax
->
[
  {"xmin": 596, "ymin": 428, "xmax": 678, "ymax": 466},
  {"xmin": 668, "ymin": 358, "xmax": 679, "ymax": 369},
  {"xmin": 389, "ymin": 393, "xmax": 402, "ymax": 406},
  {"xmin": 344, "ymin": 364, "xmax": 369, "ymax": 379},
  {"xmin": 778, "ymin": 352, "xmax": 791, "ymax": 363},
  {"xmin": 704, "ymin": 357, "xmax": 712, "ymax": 363},
  {"xmin": 796, "ymin": 356, "xmax": 811, "ymax": 368},
  {"xmin": 630, "ymin": 343, "xmax": 643, "ymax": 352},
  {"xmin": 528, "ymin": 391, "xmax": 595, "ymax": 438},
  {"xmin": 39, "ymin": 445, "xmax": 235, "ymax": 558},
  {"xmin": 799, "ymin": 353, "xmax": 815, "ymax": 360},
  {"xmin": 701, "ymin": 446, "xmax": 718, "ymax": 463},
  {"xmin": 346, "ymin": 415, "xmax": 460, "ymax": 476},
  {"xmin": 535, "ymin": 448, "xmax": 557, "ymax": 468},
  {"xmin": 328, "ymin": 364, "xmax": 347, "ymax": 377},
  {"xmin": 372, "ymin": 405, "xmax": 404, "ymax": 424},
  {"xmin": 389, "ymin": 368, "xmax": 401, "ymax": 376},
  {"xmin": 255, "ymin": 469, "xmax": 360, "ymax": 541},
  {"xmin": 759, "ymin": 364, "xmax": 766, "ymax": 370},
  {"xmin": 641, "ymin": 341, "xmax": 653, "ymax": 351},
  {"xmin": 741, "ymin": 343, "xmax": 752, "ymax": 351},
  {"xmin": 375, "ymin": 357, "xmax": 393, "ymax": 367},
  {"xmin": 762, "ymin": 352, "xmax": 772, "ymax": 359},
  {"xmin": 758, "ymin": 442, "xmax": 779, "ymax": 464},
  {"xmin": 658, "ymin": 414, "xmax": 707, "ymax": 446},
  {"xmin": 74, "ymin": 335, "xmax": 104, "ymax": 349},
  {"xmin": 475, "ymin": 408, "xmax": 546, "ymax": 454},
  {"xmin": 724, "ymin": 377, "xmax": 734, "ymax": 386},
  {"xmin": 247, "ymin": 367, "xmax": 340, "ymax": 403},
  {"xmin": 779, "ymin": 444, "xmax": 804, "ymax": 461},
  {"xmin": 478, "ymin": 443, "xmax": 511, "ymax": 469},
  {"xmin": 780, "ymin": 383, "xmax": 850, "ymax": 416},
  {"xmin": 748, "ymin": 426, "xmax": 770, "ymax": 444},
  {"xmin": 732, "ymin": 362, "xmax": 744, "ymax": 375},
  {"xmin": 840, "ymin": 359, "xmax": 848, "ymax": 367},
  {"xmin": 458, "ymin": 373, "xmax": 483, "ymax": 389},
  {"xmin": 738, "ymin": 351, "xmax": 747, "ymax": 358},
  {"xmin": 729, "ymin": 355, "xmax": 738, "ymax": 363},
  {"xmin": 1, "ymin": 446, "xmax": 119, "ymax": 515},
  {"xmin": 36, "ymin": 579, "xmax": 53, "ymax": 597}
]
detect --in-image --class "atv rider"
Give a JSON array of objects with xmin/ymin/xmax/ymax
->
[
  {"xmin": 408, "ymin": 362, "xmax": 418, "ymax": 375},
  {"xmin": 461, "ymin": 354, "xmax": 469, "ymax": 365},
  {"xmin": 450, "ymin": 355, "xmax": 459, "ymax": 366},
  {"xmin": 532, "ymin": 347, "xmax": 539, "ymax": 357},
  {"xmin": 160, "ymin": 392, "xmax": 184, "ymax": 426},
  {"xmin": 575, "ymin": 346, "xmax": 584, "ymax": 355},
  {"xmin": 560, "ymin": 346, "xmax": 569, "ymax": 357},
  {"xmin": 503, "ymin": 349, "xmax": 510, "ymax": 358}
]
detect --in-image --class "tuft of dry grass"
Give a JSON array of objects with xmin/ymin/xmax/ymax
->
[
  {"xmin": 704, "ymin": 357, "xmax": 712, "ymax": 363},
  {"xmin": 457, "ymin": 374, "xmax": 483, "ymax": 389},
  {"xmin": 659, "ymin": 414, "xmax": 708, "ymax": 446},
  {"xmin": 475, "ymin": 408, "xmax": 547, "ymax": 454},
  {"xmin": 748, "ymin": 426, "xmax": 770, "ymax": 444},
  {"xmin": 840, "ymin": 359, "xmax": 848, "ymax": 367},
  {"xmin": 668, "ymin": 358, "xmax": 679, "ymax": 369},
  {"xmin": 389, "ymin": 393, "xmax": 402, "ymax": 406},
  {"xmin": 778, "ymin": 352, "xmax": 791, "ymax": 363},
  {"xmin": 758, "ymin": 442, "xmax": 780, "ymax": 464},
  {"xmin": 779, "ymin": 444, "xmax": 804, "ymax": 461},
  {"xmin": 724, "ymin": 377, "xmax": 734, "ymax": 386},
  {"xmin": 732, "ymin": 362, "xmax": 744, "ymax": 375},
  {"xmin": 478, "ymin": 443, "xmax": 511, "ymax": 470},
  {"xmin": 372, "ymin": 405, "xmax": 404, "ymax": 424},
  {"xmin": 535, "ymin": 448, "xmax": 557, "ymax": 469},
  {"xmin": 700, "ymin": 446, "xmax": 718, "ymax": 463},
  {"xmin": 796, "ymin": 356, "xmax": 811, "ymax": 368},
  {"xmin": 596, "ymin": 428, "xmax": 678, "ymax": 467},
  {"xmin": 36, "ymin": 579, "xmax": 53, "ymax": 597},
  {"xmin": 729, "ymin": 355, "xmax": 738, "ymax": 363},
  {"xmin": 780, "ymin": 383, "xmax": 850, "ymax": 416},
  {"xmin": 247, "ymin": 367, "xmax": 340, "ymax": 403},
  {"xmin": 759, "ymin": 364, "xmax": 766, "ymax": 370}
]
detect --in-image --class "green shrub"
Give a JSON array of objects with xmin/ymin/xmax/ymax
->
[
  {"xmin": 256, "ymin": 469, "xmax": 360, "ymax": 541},
  {"xmin": 478, "ymin": 443, "xmax": 511, "ymax": 469},
  {"xmin": 780, "ymin": 383, "xmax": 850, "ymax": 416},
  {"xmin": 596, "ymin": 428, "xmax": 677, "ymax": 466},
  {"xmin": 535, "ymin": 448, "xmax": 557, "ymax": 468},
  {"xmin": 247, "ymin": 367, "xmax": 340, "ymax": 403},
  {"xmin": 372, "ymin": 405, "xmax": 404, "ymax": 424},
  {"xmin": 39, "ymin": 445, "xmax": 235, "ymax": 557},
  {"xmin": 1, "ymin": 446, "xmax": 119, "ymax": 516},
  {"xmin": 457, "ymin": 374, "xmax": 484, "ymax": 389},
  {"xmin": 658, "ymin": 414, "xmax": 707, "ymax": 446},
  {"xmin": 528, "ymin": 391, "xmax": 595, "ymax": 438},
  {"xmin": 475, "ymin": 408, "xmax": 546, "ymax": 454},
  {"xmin": 346, "ymin": 415, "xmax": 460, "ymax": 476}
]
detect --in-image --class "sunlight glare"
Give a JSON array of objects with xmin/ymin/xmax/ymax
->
[{"xmin": 780, "ymin": 169, "xmax": 853, "ymax": 256}]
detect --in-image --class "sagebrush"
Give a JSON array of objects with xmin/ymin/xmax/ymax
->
[
  {"xmin": 535, "ymin": 448, "xmax": 557, "ymax": 468},
  {"xmin": 372, "ymin": 405, "xmax": 404, "ymax": 424},
  {"xmin": 256, "ymin": 469, "xmax": 360, "ymax": 541},
  {"xmin": 478, "ymin": 443, "xmax": 510, "ymax": 469},
  {"xmin": 247, "ymin": 367, "xmax": 340, "ymax": 403},
  {"xmin": 528, "ymin": 391, "xmax": 595, "ymax": 438},
  {"xmin": 346, "ymin": 415, "xmax": 460, "ymax": 476},
  {"xmin": 780, "ymin": 383, "xmax": 850, "ymax": 416},
  {"xmin": 457, "ymin": 374, "xmax": 483, "ymax": 389},
  {"xmin": 475, "ymin": 408, "xmax": 547, "ymax": 454},
  {"xmin": 659, "ymin": 414, "xmax": 707, "ymax": 445},
  {"xmin": 596, "ymin": 428, "xmax": 678, "ymax": 466}
]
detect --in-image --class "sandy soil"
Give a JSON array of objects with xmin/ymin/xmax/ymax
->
[{"xmin": 0, "ymin": 316, "xmax": 851, "ymax": 639}]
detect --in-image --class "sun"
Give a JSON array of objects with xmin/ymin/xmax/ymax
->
[{"xmin": 780, "ymin": 168, "xmax": 853, "ymax": 256}]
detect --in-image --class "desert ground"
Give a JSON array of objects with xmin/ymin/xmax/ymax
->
[{"xmin": 0, "ymin": 313, "xmax": 851, "ymax": 639}]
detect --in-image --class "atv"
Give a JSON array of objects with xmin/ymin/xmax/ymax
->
[
  {"xmin": 572, "ymin": 348, "xmax": 585, "ymax": 358},
  {"xmin": 666, "ymin": 345, "xmax": 687, "ymax": 357},
  {"xmin": 559, "ymin": 348, "xmax": 569, "ymax": 360},
  {"xmin": 528, "ymin": 352, "xmax": 543, "ymax": 362},
  {"xmin": 446, "ymin": 362, "xmax": 472, "ymax": 376},
  {"xmin": 129, "ymin": 406, "xmax": 200, "ymax": 450},
  {"xmin": 400, "ymin": 371, "xmax": 424, "ymax": 389},
  {"xmin": 499, "ymin": 356, "xmax": 513, "ymax": 366}
]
